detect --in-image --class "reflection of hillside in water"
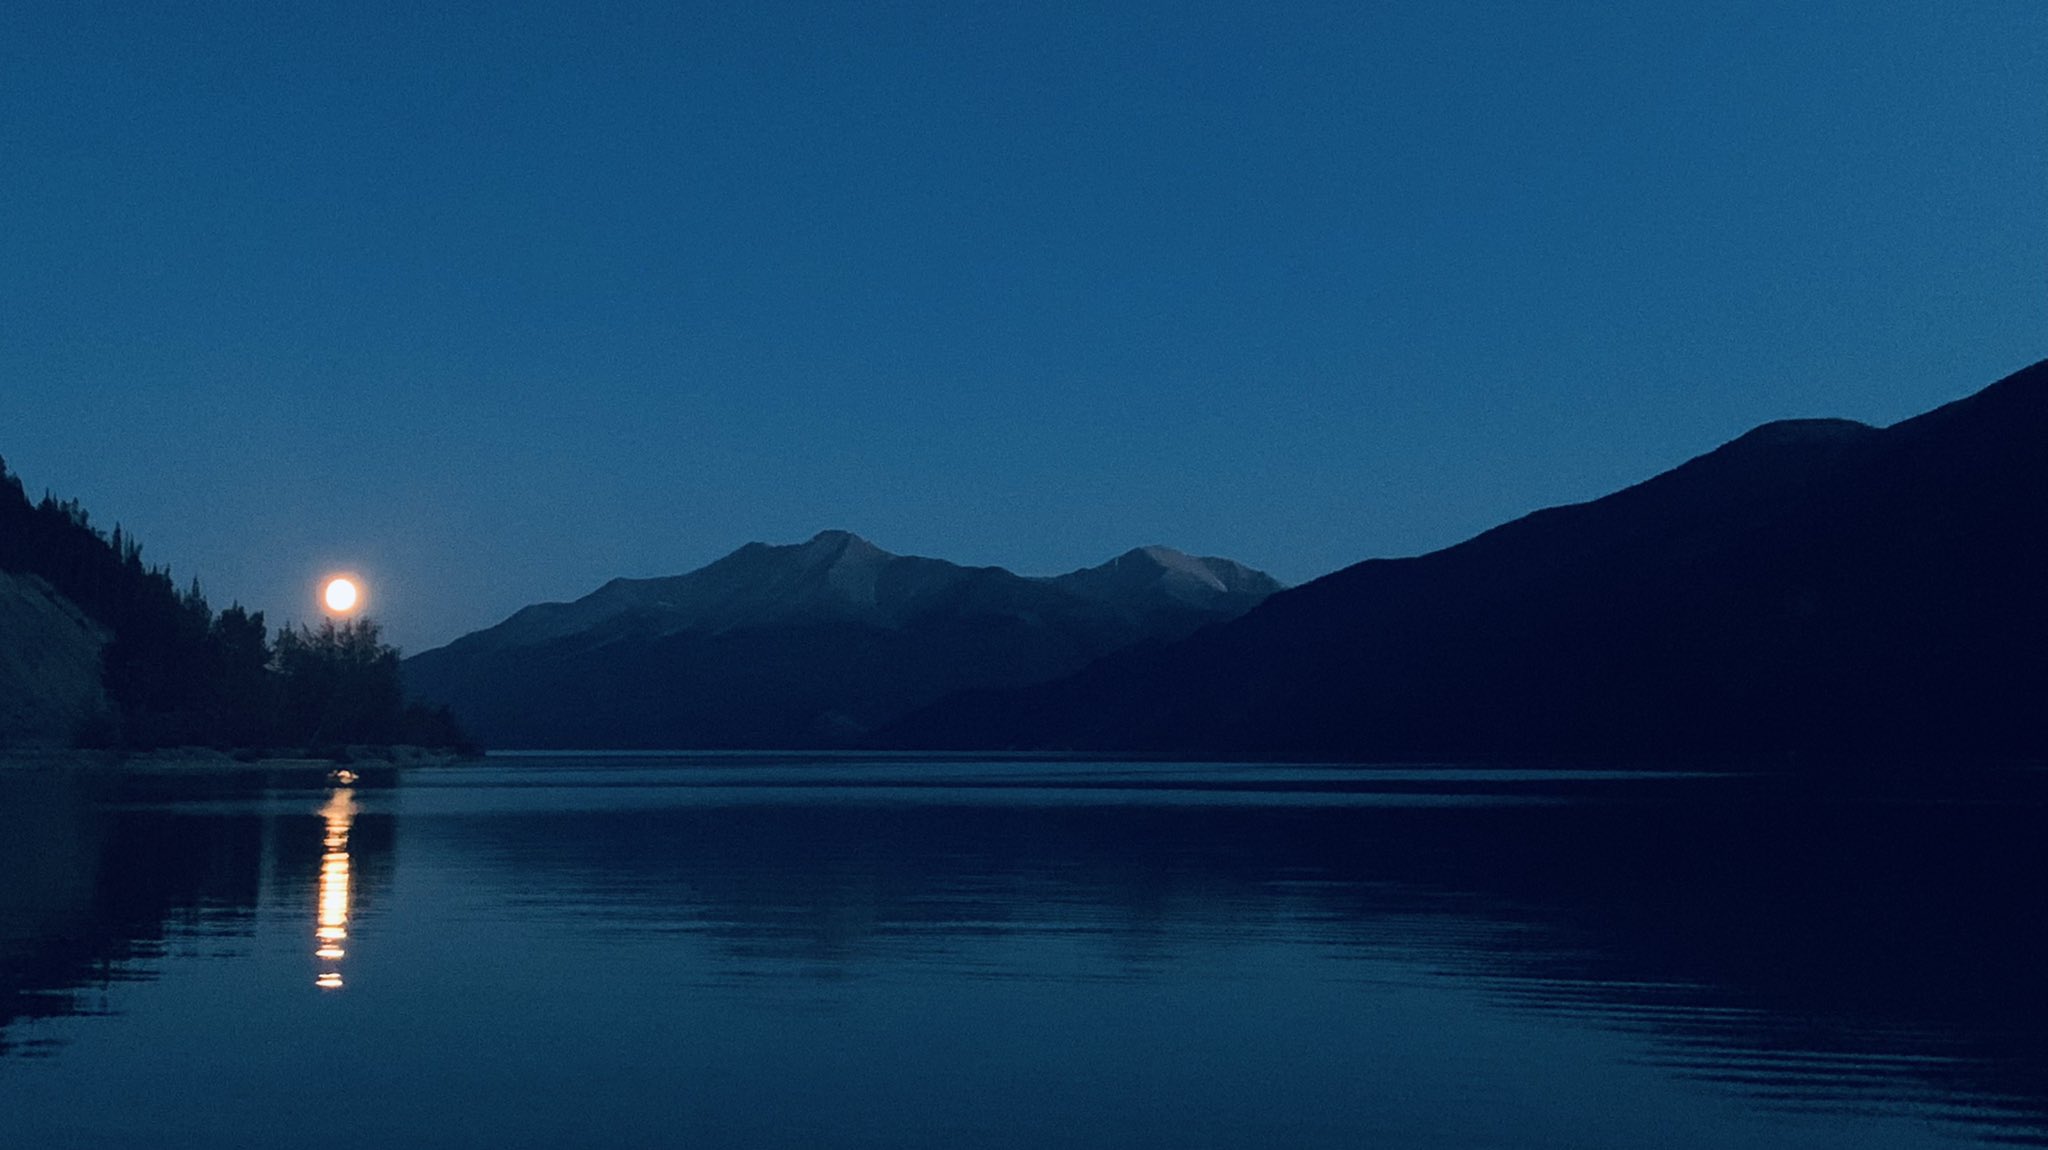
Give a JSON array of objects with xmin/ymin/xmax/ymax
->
[
  {"xmin": 429, "ymin": 773, "xmax": 2048, "ymax": 1144},
  {"xmin": 3, "ymin": 764, "xmax": 2045, "ymax": 1142},
  {"xmin": 0, "ymin": 766, "xmax": 395, "ymax": 1055}
]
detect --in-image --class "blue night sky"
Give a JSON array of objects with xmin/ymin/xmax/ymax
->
[{"xmin": 3, "ymin": 2, "xmax": 2043, "ymax": 651}]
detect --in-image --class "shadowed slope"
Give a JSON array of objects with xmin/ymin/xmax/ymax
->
[{"xmin": 886, "ymin": 360, "xmax": 2048, "ymax": 762}]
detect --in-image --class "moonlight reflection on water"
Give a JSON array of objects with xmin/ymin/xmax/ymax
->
[{"xmin": 314, "ymin": 786, "xmax": 355, "ymax": 990}]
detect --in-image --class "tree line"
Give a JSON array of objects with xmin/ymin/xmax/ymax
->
[{"xmin": 0, "ymin": 456, "xmax": 472, "ymax": 754}]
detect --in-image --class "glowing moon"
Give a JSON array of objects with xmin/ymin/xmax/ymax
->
[{"xmin": 323, "ymin": 577, "xmax": 360, "ymax": 613}]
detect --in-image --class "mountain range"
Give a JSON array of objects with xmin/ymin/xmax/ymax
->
[
  {"xmin": 13, "ymin": 359, "xmax": 2041, "ymax": 763},
  {"xmin": 401, "ymin": 533, "xmax": 1282, "ymax": 748},
  {"xmin": 884, "ymin": 359, "xmax": 2048, "ymax": 763}
]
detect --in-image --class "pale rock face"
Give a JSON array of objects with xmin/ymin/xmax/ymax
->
[{"xmin": 0, "ymin": 571, "xmax": 111, "ymax": 748}]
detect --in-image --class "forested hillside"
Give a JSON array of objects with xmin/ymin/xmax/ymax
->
[{"xmin": 0, "ymin": 457, "xmax": 470, "ymax": 752}]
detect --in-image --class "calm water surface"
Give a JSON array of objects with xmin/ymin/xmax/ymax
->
[{"xmin": 1, "ymin": 755, "xmax": 2044, "ymax": 1148}]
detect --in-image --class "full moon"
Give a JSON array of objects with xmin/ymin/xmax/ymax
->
[{"xmin": 323, "ymin": 578, "xmax": 361, "ymax": 614}]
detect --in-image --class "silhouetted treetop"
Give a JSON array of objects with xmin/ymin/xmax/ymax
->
[{"xmin": 0, "ymin": 456, "xmax": 471, "ymax": 753}]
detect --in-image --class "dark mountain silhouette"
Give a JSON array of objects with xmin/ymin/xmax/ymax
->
[
  {"xmin": 885, "ymin": 359, "xmax": 2048, "ymax": 762},
  {"xmin": 401, "ymin": 532, "xmax": 1280, "ymax": 749}
]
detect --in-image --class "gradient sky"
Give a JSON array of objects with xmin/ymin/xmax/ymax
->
[{"xmin": 3, "ymin": 2, "xmax": 2044, "ymax": 651}]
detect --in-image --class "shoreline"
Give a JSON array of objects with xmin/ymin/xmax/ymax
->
[{"xmin": 0, "ymin": 744, "xmax": 474, "ymax": 772}]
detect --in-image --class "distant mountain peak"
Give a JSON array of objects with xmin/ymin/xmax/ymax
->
[
  {"xmin": 1123, "ymin": 544, "xmax": 1192, "ymax": 564},
  {"xmin": 1720, "ymin": 418, "xmax": 1876, "ymax": 452},
  {"xmin": 771, "ymin": 529, "xmax": 886, "ymax": 569},
  {"xmin": 803, "ymin": 528, "xmax": 876, "ymax": 549},
  {"xmin": 1117, "ymin": 545, "xmax": 1239, "ymax": 586},
  {"xmin": 1052, "ymin": 546, "xmax": 1283, "ymax": 611}
]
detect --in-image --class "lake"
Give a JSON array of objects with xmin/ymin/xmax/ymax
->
[{"xmin": 2, "ymin": 755, "xmax": 2044, "ymax": 1148}]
